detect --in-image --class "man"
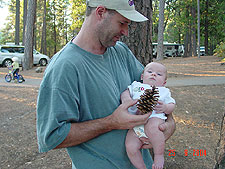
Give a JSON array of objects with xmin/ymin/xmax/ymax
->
[{"xmin": 36, "ymin": 0, "xmax": 175, "ymax": 168}]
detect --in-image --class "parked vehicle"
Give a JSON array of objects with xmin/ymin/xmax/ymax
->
[
  {"xmin": 0, "ymin": 44, "xmax": 50, "ymax": 67},
  {"xmin": 196, "ymin": 46, "xmax": 206, "ymax": 56},
  {"xmin": 152, "ymin": 42, "xmax": 184, "ymax": 58},
  {"xmin": 200, "ymin": 46, "xmax": 205, "ymax": 56}
]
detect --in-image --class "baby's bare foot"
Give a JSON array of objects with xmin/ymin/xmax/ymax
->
[{"xmin": 152, "ymin": 155, "xmax": 164, "ymax": 169}]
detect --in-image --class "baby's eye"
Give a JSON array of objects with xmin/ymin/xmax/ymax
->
[
  {"xmin": 148, "ymin": 70, "xmax": 152, "ymax": 73},
  {"xmin": 157, "ymin": 73, "xmax": 162, "ymax": 76}
]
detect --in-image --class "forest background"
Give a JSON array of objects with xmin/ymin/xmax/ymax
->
[{"xmin": 0, "ymin": 0, "xmax": 224, "ymax": 66}]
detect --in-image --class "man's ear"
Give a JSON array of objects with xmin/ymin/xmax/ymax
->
[{"xmin": 95, "ymin": 6, "xmax": 106, "ymax": 20}]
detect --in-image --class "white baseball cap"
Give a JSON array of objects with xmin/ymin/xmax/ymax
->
[{"xmin": 86, "ymin": 0, "xmax": 148, "ymax": 22}]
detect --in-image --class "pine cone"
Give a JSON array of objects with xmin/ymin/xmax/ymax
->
[{"xmin": 137, "ymin": 86, "xmax": 159, "ymax": 115}]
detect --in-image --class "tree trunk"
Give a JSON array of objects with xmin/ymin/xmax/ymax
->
[
  {"xmin": 156, "ymin": 0, "xmax": 165, "ymax": 60},
  {"xmin": 34, "ymin": 24, "xmax": 37, "ymax": 49},
  {"xmin": 214, "ymin": 112, "xmax": 225, "ymax": 169},
  {"xmin": 184, "ymin": 6, "xmax": 190, "ymax": 57},
  {"xmin": 188, "ymin": 6, "xmax": 193, "ymax": 56},
  {"xmin": 204, "ymin": 0, "xmax": 209, "ymax": 55},
  {"xmin": 24, "ymin": 0, "xmax": 37, "ymax": 70},
  {"xmin": 54, "ymin": 14, "xmax": 57, "ymax": 54},
  {"xmin": 64, "ymin": 10, "xmax": 68, "ymax": 44},
  {"xmin": 184, "ymin": 31, "xmax": 189, "ymax": 57},
  {"xmin": 191, "ymin": 6, "xmax": 197, "ymax": 56},
  {"xmin": 178, "ymin": 10, "xmax": 181, "ymax": 44},
  {"xmin": 22, "ymin": 0, "xmax": 27, "ymax": 45},
  {"xmin": 41, "ymin": 0, "xmax": 47, "ymax": 55},
  {"xmin": 33, "ymin": 7, "xmax": 37, "ymax": 50},
  {"xmin": 121, "ymin": 0, "xmax": 153, "ymax": 66},
  {"xmin": 197, "ymin": 0, "xmax": 200, "ymax": 58},
  {"xmin": 53, "ymin": 2, "xmax": 57, "ymax": 54},
  {"xmin": 15, "ymin": 0, "xmax": 20, "ymax": 45}
]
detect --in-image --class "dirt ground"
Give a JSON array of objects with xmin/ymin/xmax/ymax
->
[{"xmin": 0, "ymin": 55, "xmax": 224, "ymax": 169}]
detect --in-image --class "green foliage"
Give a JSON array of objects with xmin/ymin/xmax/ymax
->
[
  {"xmin": 70, "ymin": 0, "xmax": 86, "ymax": 31},
  {"xmin": 213, "ymin": 42, "xmax": 225, "ymax": 58}
]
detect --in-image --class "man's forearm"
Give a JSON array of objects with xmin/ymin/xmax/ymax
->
[
  {"xmin": 55, "ymin": 114, "xmax": 120, "ymax": 149},
  {"xmin": 55, "ymin": 116, "xmax": 114, "ymax": 149},
  {"xmin": 164, "ymin": 113, "xmax": 176, "ymax": 140}
]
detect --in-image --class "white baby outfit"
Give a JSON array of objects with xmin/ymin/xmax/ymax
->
[{"xmin": 128, "ymin": 81, "xmax": 175, "ymax": 138}]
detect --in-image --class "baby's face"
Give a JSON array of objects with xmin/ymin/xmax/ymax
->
[{"xmin": 141, "ymin": 62, "xmax": 167, "ymax": 87}]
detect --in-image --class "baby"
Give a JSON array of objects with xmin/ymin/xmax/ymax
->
[{"xmin": 121, "ymin": 62, "xmax": 175, "ymax": 169}]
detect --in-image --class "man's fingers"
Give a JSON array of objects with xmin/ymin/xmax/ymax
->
[
  {"xmin": 139, "ymin": 137, "xmax": 149, "ymax": 143},
  {"xmin": 123, "ymin": 99, "xmax": 138, "ymax": 108},
  {"xmin": 141, "ymin": 144, "xmax": 153, "ymax": 149},
  {"xmin": 139, "ymin": 137, "xmax": 153, "ymax": 149},
  {"xmin": 123, "ymin": 100, "xmax": 151, "ymax": 119},
  {"xmin": 132, "ymin": 112, "xmax": 151, "ymax": 122},
  {"xmin": 159, "ymin": 118, "xmax": 176, "ymax": 141}
]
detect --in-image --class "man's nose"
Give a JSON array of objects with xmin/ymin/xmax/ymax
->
[{"xmin": 121, "ymin": 26, "xmax": 129, "ymax": 36}]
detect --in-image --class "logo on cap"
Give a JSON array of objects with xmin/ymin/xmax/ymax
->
[{"xmin": 128, "ymin": 0, "xmax": 134, "ymax": 6}]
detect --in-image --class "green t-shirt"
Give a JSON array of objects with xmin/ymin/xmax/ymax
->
[{"xmin": 37, "ymin": 41, "xmax": 153, "ymax": 169}]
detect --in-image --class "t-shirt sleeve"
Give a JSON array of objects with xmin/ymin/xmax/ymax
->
[
  {"xmin": 164, "ymin": 89, "xmax": 176, "ymax": 104},
  {"xmin": 36, "ymin": 61, "xmax": 80, "ymax": 153}
]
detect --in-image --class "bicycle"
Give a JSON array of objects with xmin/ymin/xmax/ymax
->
[{"xmin": 5, "ymin": 66, "xmax": 25, "ymax": 83}]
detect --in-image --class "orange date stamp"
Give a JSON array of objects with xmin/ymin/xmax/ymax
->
[{"xmin": 168, "ymin": 149, "xmax": 207, "ymax": 157}]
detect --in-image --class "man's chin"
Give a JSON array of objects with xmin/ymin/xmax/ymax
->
[{"xmin": 106, "ymin": 41, "xmax": 117, "ymax": 48}]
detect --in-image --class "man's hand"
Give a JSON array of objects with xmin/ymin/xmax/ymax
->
[
  {"xmin": 140, "ymin": 137, "xmax": 153, "ymax": 149},
  {"xmin": 158, "ymin": 113, "xmax": 176, "ymax": 141},
  {"xmin": 107, "ymin": 100, "xmax": 151, "ymax": 130},
  {"xmin": 140, "ymin": 113, "xmax": 176, "ymax": 149}
]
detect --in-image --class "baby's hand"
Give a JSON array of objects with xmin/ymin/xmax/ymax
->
[{"xmin": 154, "ymin": 101, "xmax": 168, "ymax": 113}]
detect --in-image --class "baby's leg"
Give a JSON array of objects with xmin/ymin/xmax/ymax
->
[
  {"xmin": 145, "ymin": 118, "xmax": 165, "ymax": 169},
  {"xmin": 125, "ymin": 129, "xmax": 147, "ymax": 169}
]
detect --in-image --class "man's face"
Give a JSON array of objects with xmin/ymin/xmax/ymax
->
[
  {"xmin": 141, "ymin": 62, "xmax": 167, "ymax": 87},
  {"xmin": 97, "ymin": 10, "xmax": 130, "ymax": 47}
]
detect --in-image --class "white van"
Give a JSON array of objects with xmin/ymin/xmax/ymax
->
[
  {"xmin": 0, "ymin": 44, "xmax": 50, "ymax": 67},
  {"xmin": 152, "ymin": 42, "xmax": 184, "ymax": 58}
]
